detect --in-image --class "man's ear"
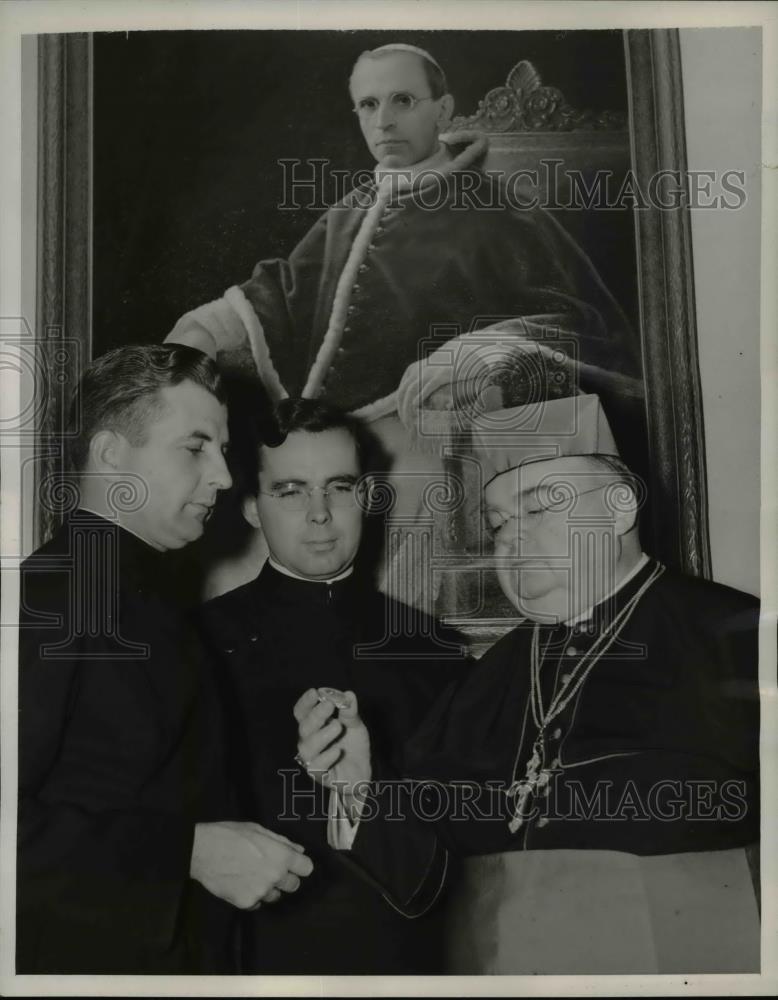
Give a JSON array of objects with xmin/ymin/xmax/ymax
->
[
  {"xmin": 88, "ymin": 429, "xmax": 123, "ymax": 472},
  {"xmin": 241, "ymin": 494, "xmax": 262, "ymax": 530},
  {"xmin": 612, "ymin": 483, "xmax": 640, "ymax": 538},
  {"xmin": 437, "ymin": 93, "xmax": 454, "ymax": 130}
]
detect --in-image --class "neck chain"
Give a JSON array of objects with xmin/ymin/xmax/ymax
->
[{"xmin": 508, "ymin": 561, "xmax": 666, "ymax": 833}]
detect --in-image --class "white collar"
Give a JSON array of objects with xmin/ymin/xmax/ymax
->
[
  {"xmin": 267, "ymin": 556, "xmax": 354, "ymax": 586},
  {"xmin": 564, "ymin": 552, "xmax": 650, "ymax": 626},
  {"xmin": 371, "ymin": 132, "xmax": 488, "ymax": 192}
]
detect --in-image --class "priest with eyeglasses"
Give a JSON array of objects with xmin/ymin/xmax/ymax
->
[
  {"xmin": 198, "ymin": 395, "xmax": 466, "ymax": 974},
  {"xmin": 296, "ymin": 393, "xmax": 761, "ymax": 974}
]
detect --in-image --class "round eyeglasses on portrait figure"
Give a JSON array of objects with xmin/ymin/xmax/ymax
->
[{"xmin": 352, "ymin": 91, "xmax": 436, "ymax": 120}]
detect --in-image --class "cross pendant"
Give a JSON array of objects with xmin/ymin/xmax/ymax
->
[
  {"xmin": 508, "ymin": 781, "xmax": 534, "ymax": 833},
  {"xmin": 508, "ymin": 749, "xmax": 543, "ymax": 832}
]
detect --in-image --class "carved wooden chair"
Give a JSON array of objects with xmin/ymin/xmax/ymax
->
[{"xmin": 411, "ymin": 60, "xmax": 636, "ymax": 652}]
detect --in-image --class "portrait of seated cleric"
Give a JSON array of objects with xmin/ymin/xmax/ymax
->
[
  {"xmin": 197, "ymin": 395, "xmax": 467, "ymax": 974},
  {"xmin": 16, "ymin": 345, "xmax": 315, "ymax": 974},
  {"xmin": 165, "ymin": 41, "xmax": 642, "ymax": 607},
  {"xmin": 296, "ymin": 393, "xmax": 760, "ymax": 975}
]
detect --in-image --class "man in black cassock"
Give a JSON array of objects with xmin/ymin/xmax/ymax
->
[
  {"xmin": 297, "ymin": 393, "xmax": 761, "ymax": 974},
  {"xmin": 17, "ymin": 344, "xmax": 312, "ymax": 973},
  {"xmin": 198, "ymin": 396, "xmax": 464, "ymax": 974}
]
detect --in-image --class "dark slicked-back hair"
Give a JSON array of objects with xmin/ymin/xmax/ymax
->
[
  {"xmin": 235, "ymin": 396, "xmax": 373, "ymax": 498},
  {"xmin": 66, "ymin": 343, "xmax": 226, "ymax": 472},
  {"xmin": 350, "ymin": 44, "xmax": 449, "ymax": 100}
]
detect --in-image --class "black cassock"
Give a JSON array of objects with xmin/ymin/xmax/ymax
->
[
  {"xmin": 404, "ymin": 557, "xmax": 761, "ymax": 973},
  {"xmin": 17, "ymin": 511, "xmax": 235, "ymax": 973},
  {"xmin": 199, "ymin": 562, "xmax": 466, "ymax": 974}
]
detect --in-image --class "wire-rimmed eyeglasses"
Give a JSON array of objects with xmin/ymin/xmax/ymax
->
[
  {"xmin": 352, "ymin": 92, "xmax": 436, "ymax": 120},
  {"xmin": 483, "ymin": 484, "xmax": 611, "ymax": 539},
  {"xmin": 259, "ymin": 480, "xmax": 359, "ymax": 511}
]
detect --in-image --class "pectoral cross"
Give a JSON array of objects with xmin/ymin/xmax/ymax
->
[{"xmin": 508, "ymin": 732, "xmax": 558, "ymax": 833}]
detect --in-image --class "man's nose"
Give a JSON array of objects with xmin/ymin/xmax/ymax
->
[
  {"xmin": 375, "ymin": 99, "xmax": 397, "ymax": 129},
  {"xmin": 495, "ymin": 527, "xmax": 526, "ymax": 555},
  {"xmin": 209, "ymin": 451, "xmax": 233, "ymax": 491},
  {"xmin": 495, "ymin": 535, "xmax": 518, "ymax": 557},
  {"xmin": 306, "ymin": 488, "xmax": 332, "ymax": 524}
]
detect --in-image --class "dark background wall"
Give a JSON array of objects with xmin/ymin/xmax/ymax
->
[{"xmin": 92, "ymin": 28, "xmax": 635, "ymax": 354}]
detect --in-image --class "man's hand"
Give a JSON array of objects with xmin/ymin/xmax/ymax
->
[
  {"xmin": 293, "ymin": 689, "xmax": 371, "ymax": 805},
  {"xmin": 190, "ymin": 820, "xmax": 313, "ymax": 909}
]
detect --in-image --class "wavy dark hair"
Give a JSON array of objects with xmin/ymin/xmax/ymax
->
[{"xmin": 66, "ymin": 343, "xmax": 225, "ymax": 472}]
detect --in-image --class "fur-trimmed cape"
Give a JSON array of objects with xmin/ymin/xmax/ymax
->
[{"xmin": 166, "ymin": 132, "xmax": 638, "ymax": 422}]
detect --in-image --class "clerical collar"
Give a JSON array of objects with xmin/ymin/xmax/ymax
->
[
  {"xmin": 256, "ymin": 560, "xmax": 357, "ymax": 611},
  {"xmin": 267, "ymin": 556, "xmax": 353, "ymax": 585},
  {"xmin": 373, "ymin": 142, "xmax": 451, "ymax": 187},
  {"xmin": 565, "ymin": 552, "xmax": 650, "ymax": 626},
  {"xmin": 517, "ymin": 552, "xmax": 651, "ymax": 630}
]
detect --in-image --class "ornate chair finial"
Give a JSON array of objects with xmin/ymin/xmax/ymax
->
[{"xmin": 452, "ymin": 60, "xmax": 627, "ymax": 132}]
